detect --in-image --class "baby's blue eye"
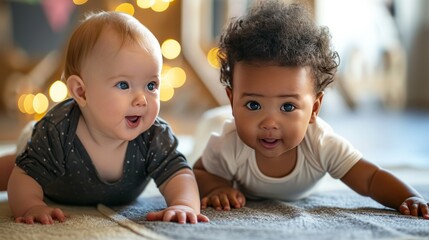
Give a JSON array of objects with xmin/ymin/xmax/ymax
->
[
  {"xmin": 116, "ymin": 81, "xmax": 129, "ymax": 90},
  {"xmin": 281, "ymin": 103, "xmax": 295, "ymax": 112},
  {"xmin": 147, "ymin": 81, "xmax": 158, "ymax": 91},
  {"xmin": 245, "ymin": 101, "xmax": 261, "ymax": 111}
]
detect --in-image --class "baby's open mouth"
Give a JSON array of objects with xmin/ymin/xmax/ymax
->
[
  {"xmin": 262, "ymin": 138, "xmax": 277, "ymax": 143},
  {"xmin": 260, "ymin": 138, "xmax": 279, "ymax": 149},
  {"xmin": 126, "ymin": 116, "xmax": 141, "ymax": 128}
]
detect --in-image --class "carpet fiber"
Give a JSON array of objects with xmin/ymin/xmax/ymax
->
[
  {"xmin": 114, "ymin": 186, "xmax": 429, "ymax": 240},
  {"xmin": 1, "ymin": 185, "xmax": 428, "ymax": 240}
]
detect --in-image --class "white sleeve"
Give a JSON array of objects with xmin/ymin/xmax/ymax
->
[
  {"xmin": 313, "ymin": 118, "xmax": 363, "ymax": 179},
  {"xmin": 201, "ymin": 121, "xmax": 237, "ymax": 181}
]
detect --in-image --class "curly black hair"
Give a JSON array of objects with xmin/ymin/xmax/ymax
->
[{"xmin": 218, "ymin": 0, "xmax": 339, "ymax": 93}]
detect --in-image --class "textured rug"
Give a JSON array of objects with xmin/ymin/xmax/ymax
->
[
  {"xmin": 1, "ymin": 185, "xmax": 429, "ymax": 240},
  {"xmin": 113, "ymin": 186, "xmax": 429, "ymax": 240}
]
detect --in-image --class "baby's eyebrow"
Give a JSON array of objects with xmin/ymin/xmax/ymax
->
[{"xmin": 242, "ymin": 93, "xmax": 301, "ymax": 99}]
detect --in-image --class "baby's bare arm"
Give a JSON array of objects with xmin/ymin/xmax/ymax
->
[
  {"xmin": 193, "ymin": 159, "xmax": 245, "ymax": 210},
  {"xmin": 341, "ymin": 159, "xmax": 429, "ymax": 218},
  {"xmin": 193, "ymin": 158, "xmax": 233, "ymax": 197},
  {"xmin": 146, "ymin": 168, "xmax": 209, "ymax": 224},
  {"xmin": 7, "ymin": 166, "xmax": 66, "ymax": 224}
]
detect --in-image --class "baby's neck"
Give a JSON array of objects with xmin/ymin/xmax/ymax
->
[{"xmin": 255, "ymin": 147, "xmax": 297, "ymax": 178}]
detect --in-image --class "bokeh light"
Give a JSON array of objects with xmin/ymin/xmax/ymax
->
[
  {"xmin": 49, "ymin": 80, "xmax": 68, "ymax": 102},
  {"xmin": 161, "ymin": 39, "xmax": 181, "ymax": 60},
  {"xmin": 151, "ymin": 0, "xmax": 169, "ymax": 12},
  {"xmin": 33, "ymin": 93, "xmax": 49, "ymax": 114},
  {"xmin": 136, "ymin": 0, "xmax": 155, "ymax": 9},
  {"xmin": 166, "ymin": 67, "xmax": 186, "ymax": 88},
  {"xmin": 23, "ymin": 94, "xmax": 35, "ymax": 114},
  {"xmin": 73, "ymin": 0, "xmax": 88, "ymax": 5},
  {"xmin": 160, "ymin": 80, "xmax": 174, "ymax": 102},
  {"xmin": 207, "ymin": 47, "xmax": 220, "ymax": 69},
  {"xmin": 115, "ymin": 3, "xmax": 135, "ymax": 15},
  {"xmin": 17, "ymin": 94, "xmax": 27, "ymax": 113}
]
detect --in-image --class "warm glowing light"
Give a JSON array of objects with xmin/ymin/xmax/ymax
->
[
  {"xmin": 162, "ymin": 0, "xmax": 174, "ymax": 2},
  {"xmin": 73, "ymin": 0, "xmax": 88, "ymax": 5},
  {"xmin": 161, "ymin": 39, "xmax": 181, "ymax": 60},
  {"xmin": 115, "ymin": 3, "xmax": 135, "ymax": 15},
  {"xmin": 207, "ymin": 47, "xmax": 220, "ymax": 68},
  {"xmin": 160, "ymin": 81, "xmax": 174, "ymax": 101},
  {"xmin": 166, "ymin": 67, "xmax": 186, "ymax": 88},
  {"xmin": 151, "ymin": 0, "xmax": 169, "ymax": 12},
  {"xmin": 23, "ymin": 94, "xmax": 35, "ymax": 114},
  {"xmin": 33, "ymin": 113, "xmax": 45, "ymax": 121},
  {"xmin": 161, "ymin": 64, "xmax": 172, "ymax": 74},
  {"xmin": 17, "ymin": 94, "xmax": 27, "ymax": 113},
  {"xmin": 33, "ymin": 93, "xmax": 49, "ymax": 114},
  {"xmin": 137, "ymin": 0, "xmax": 155, "ymax": 9},
  {"xmin": 49, "ymin": 80, "xmax": 68, "ymax": 102}
]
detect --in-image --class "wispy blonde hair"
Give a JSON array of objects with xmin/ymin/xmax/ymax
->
[{"xmin": 62, "ymin": 11, "xmax": 159, "ymax": 80}]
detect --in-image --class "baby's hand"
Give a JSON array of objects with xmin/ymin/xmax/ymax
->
[
  {"xmin": 202, "ymin": 187, "xmax": 246, "ymax": 211},
  {"xmin": 398, "ymin": 196, "xmax": 429, "ymax": 219},
  {"xmin": 15, "ymin": 205, "xmax": 66, "ymax": 224},
  {"xmin": 146, "ymin": 205, "xmax": 209, "ymax": 224}
]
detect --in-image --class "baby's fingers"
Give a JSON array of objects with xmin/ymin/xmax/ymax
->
[
  {"xmin": 36, "ymin": 214, "xmax": 54, "ymax": 225},
  {"xmin": 197, "ymin": 214, "xmax": 209, "ymax": 223},
  {"xmin": 208, "ymin": 195, "xmax": 223, "ymax": 211},
  {"xmin": 399, "ymin": 201, "xmax": 429, "ymax": 219},
  {"xmin": 411, "ymin": 202, "xmax": 429, "ymax": 219},
  {"xmin": 399, "ymin": 202, "xmax": 411, "ymax": 215},
  {"xmin": 418, "ymin": 203, "xmax": 429, "ymax": 219},
  {"xmin": 146, "ymin": 211, "xmax": 163, "ymax": 221},
  {"xmin": 16, "ymin": 214, "xmax": 53, "ymax": 225},
  {"xmin": 185, "ymin": 212, "xmax": 197, "ymax": 224},
  {"xmin": 228, "ymin": 192, "xmax": 246, "ymax": 209},
  {"xmin": 219, "ymin": 194, "xmax": 232, "ymax": 211},
  {"xmin": 51, "ymin": 208, "xmax": 66, "ymax": 222},
  {"xmin": 201, "ymin": 197, "xmax": 209, "ymax": 209},
  {"xmin": 15, "ymin": 216, "xmax": 34, "ymax": 224},
  {"xmin": 175, "ymin": 211, "xmax": 187, "ymax": 224}
]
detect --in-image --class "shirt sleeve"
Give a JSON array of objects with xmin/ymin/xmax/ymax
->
[
  {"xmin": 16, "ymin": 119, "xmax": 66, "ymax": 188},
  {"xmin": 142, "ymin": 118, "xmax": 190, "ymax": 187},
  {"xmin": 201, "ymin": 120, "xmax": 237, "ymax": 181},
  {"xmin": 314, "ymin": 119, "xmax": 363, "ymax": 179}
]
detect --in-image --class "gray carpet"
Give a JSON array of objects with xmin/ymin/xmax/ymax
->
[{"xmin": 114, "ymin": 186, "xmax": 429, "ymax": 240}]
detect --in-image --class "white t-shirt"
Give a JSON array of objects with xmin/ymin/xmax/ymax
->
[{"xmin": 201, "ymin": 117, "xmax": 363, "ymax": 201}]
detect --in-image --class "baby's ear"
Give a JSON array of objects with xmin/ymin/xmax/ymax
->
[
  {"xmin": 226, "ymin": 87, "xmax": 233, "ymax": 106},
  {"xmin": 310, "ymin": 92, "xmax": 324, "ymax": 123},
  {"xmin": 66, "ymin": 75, "xmax": 87, "ymax": 107}
]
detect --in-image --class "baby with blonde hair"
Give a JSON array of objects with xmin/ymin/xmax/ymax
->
[{"xmin": 6, "ymin": 11, "xmax": 208, "ymax": 225}]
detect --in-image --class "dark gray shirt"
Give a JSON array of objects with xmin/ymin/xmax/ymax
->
[{"xmin": 16, "ymin": 99, "xmax": 189, "ymax": 206}]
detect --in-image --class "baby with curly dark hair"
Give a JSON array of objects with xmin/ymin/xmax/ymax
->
[{"xmin": 193, "ymin": 0, "xmax": 429, "ymax": 219}]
